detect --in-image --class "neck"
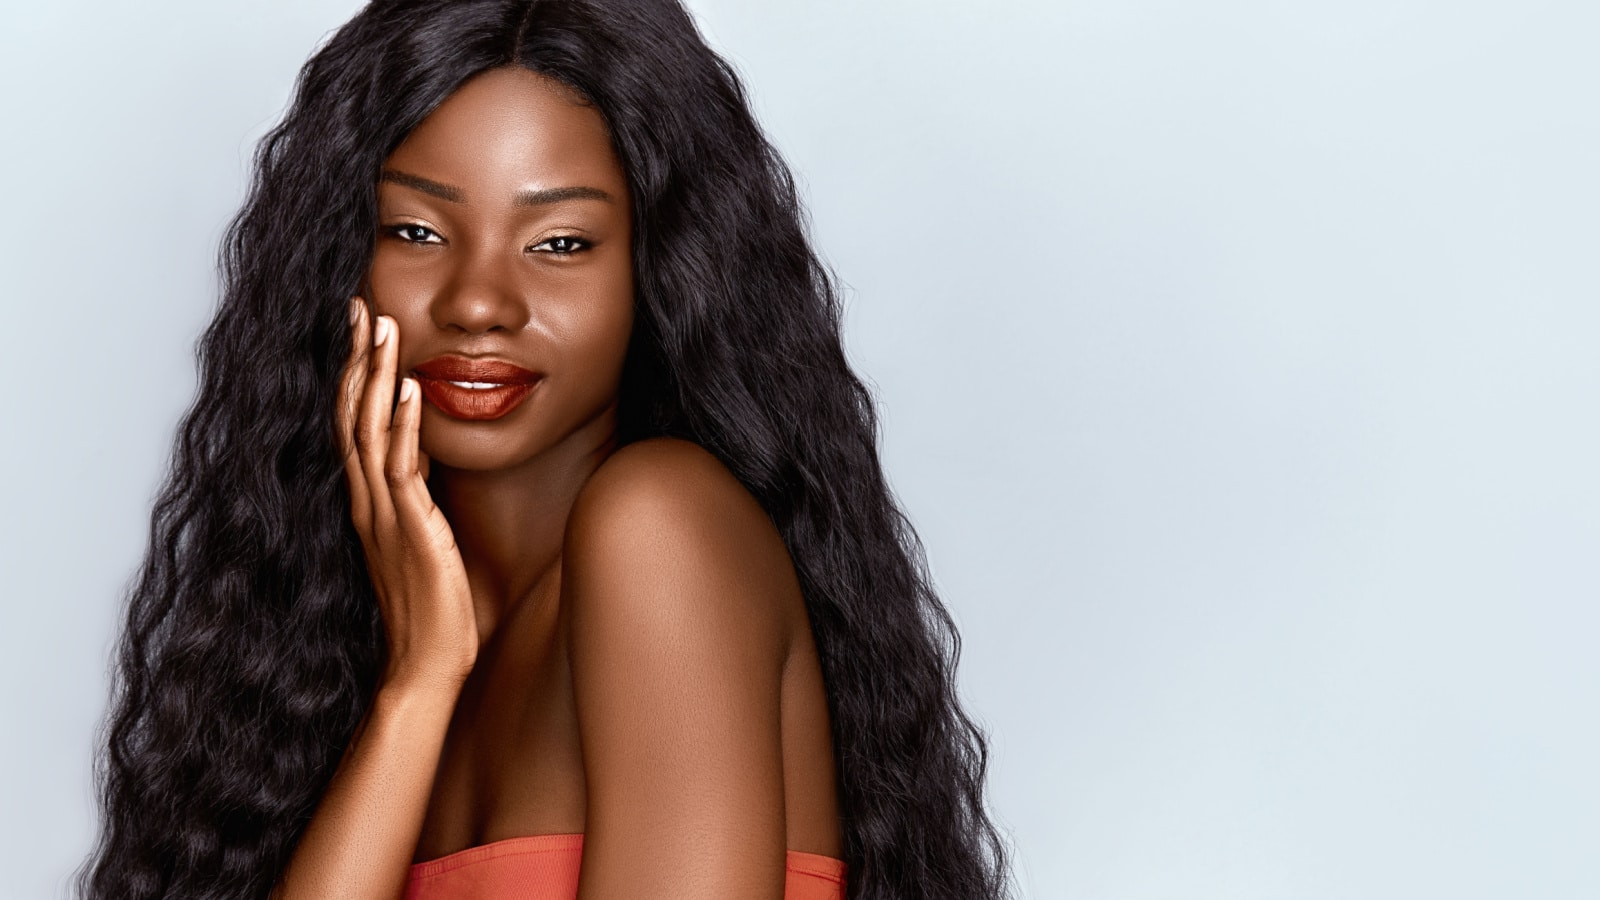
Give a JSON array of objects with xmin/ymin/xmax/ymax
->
[{"xmin": 427, "ymin": 404, "xmax": 620, "ymax": 646}]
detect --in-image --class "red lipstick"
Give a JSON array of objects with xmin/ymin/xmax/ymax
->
[{"xmin": 412, "ymin": 356, "xmax": 542, "ymax": 421}]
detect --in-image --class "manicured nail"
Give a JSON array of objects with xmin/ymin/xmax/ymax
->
[
  {"xmin": 400, "ymin": 377, "xmax": 416, "ymax": 403},
  {"xmin": 374, "ymin": 316, "xmax": 390, "ymax": 347}
]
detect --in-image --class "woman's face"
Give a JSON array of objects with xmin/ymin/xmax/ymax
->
[{"xmin": 368, "ymin": 65, "xmax": 634, "ymax": 473}]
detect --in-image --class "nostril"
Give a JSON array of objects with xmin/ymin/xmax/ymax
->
[{"xmin": 430, "ymin": 286, "xmax": 530, "ymax": 335}]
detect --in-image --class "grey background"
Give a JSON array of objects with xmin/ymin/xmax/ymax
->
[{"xmin": 3, "ymin": 1, "xmax": 1596, "ymax": 898}]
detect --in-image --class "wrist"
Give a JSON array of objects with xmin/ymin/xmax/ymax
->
[{"xmin": 378, "ymin": 663, "xmax": 471, "ymax": 703}]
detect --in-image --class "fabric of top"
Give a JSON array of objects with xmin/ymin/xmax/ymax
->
[{"xmin": 404, "ymin": 832, "xmax": 847, "ymax": 900}]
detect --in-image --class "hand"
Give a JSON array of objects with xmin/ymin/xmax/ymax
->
[{"xmin": 338, "ymin": 297, "xmax": 478, "ymax": 691}]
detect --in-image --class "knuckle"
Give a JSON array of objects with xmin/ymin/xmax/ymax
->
[{"xmin": 384, "ymin": 464, "xmax": 410, "ymax": 489}]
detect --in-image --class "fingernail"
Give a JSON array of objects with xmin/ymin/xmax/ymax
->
[
  {"xmin": 400, "ymin": 377, "xmax": 416, "ymax": 403},
  {"xmin": 374, "ymin": 316, "xmax": 390, "ymax": 347}
]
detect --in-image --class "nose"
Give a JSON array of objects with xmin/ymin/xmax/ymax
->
[{"xmin": 429, "ymin": 252, "xmax": 531, "ymax": 335}]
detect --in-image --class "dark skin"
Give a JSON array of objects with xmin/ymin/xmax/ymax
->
[{"xmin": 272, "ymin": 67, "xmax": 842, "ymax": 899}]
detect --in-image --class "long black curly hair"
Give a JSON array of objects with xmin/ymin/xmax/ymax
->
[{"xmin": 75, "ymin": 1, "xmax": 1012, "ymax": 898}]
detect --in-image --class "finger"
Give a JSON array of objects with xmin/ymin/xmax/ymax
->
[
  {"xmin": 336, "ymin": 298, "xmax": 367, "ymax": 457},
  {"xmin": 386, "ymin": 377, "xmax": 420, "ymax": 490},
  {"xmin": 357, "ymin": 313, "xmax": 399, "ymax": 527},
  {"xmin": 386, "ymin": 377, "xmax": 435, "ymax": 530},
  {"xmin": 339, "ymin": 298, "xmax": 374, "ymax": 532}
]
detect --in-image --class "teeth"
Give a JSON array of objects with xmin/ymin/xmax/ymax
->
[{"xmin": 446, "ymin": 381, "xmax": 505, "ymax": 390}]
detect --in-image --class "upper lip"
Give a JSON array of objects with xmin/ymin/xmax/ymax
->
[{"xmin": 412, "ymin": 355, "xmax": 542, "ymax": 385}]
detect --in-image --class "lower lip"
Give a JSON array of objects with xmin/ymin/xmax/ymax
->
[{"xmin": 416, "ymin": 378, "xmax": 539, "ymax": 421}]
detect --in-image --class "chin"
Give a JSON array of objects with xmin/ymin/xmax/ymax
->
[{"xmin": 419, "ymin": 427, "xmax": 543, "ymax": 474}]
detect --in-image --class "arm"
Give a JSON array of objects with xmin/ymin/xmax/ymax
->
[
  {"xmin": 273, "ymin": 302, "xmax": 478, "ymax": 898},
  {"xmin": 563, "ymin": 438, "xmax": 793, "ymax": 899},
  {"xmin": 270, "ymin": 678, "xmax": 462, "ymax": 900}
]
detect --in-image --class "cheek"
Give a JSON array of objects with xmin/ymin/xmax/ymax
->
[
  {"xmin": 543, "ymin": 260, "xmax": 634, "ymax": 373},
  {"xmin": 551, "ymin": 292, "xmax": 633, "ymax": 378},
  {"xmin": 364, "ymin": 255, "xmax": 438, "ymax": 321}
]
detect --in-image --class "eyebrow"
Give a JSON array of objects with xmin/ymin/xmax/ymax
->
[{"xmin": 379, "ymin": 168, "xmax": 616, "ymax": 206}]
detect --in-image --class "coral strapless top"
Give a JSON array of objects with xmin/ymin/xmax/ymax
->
[{"xmin": 404, "ymin": 833, "xmax": 847, "ymax": 899}]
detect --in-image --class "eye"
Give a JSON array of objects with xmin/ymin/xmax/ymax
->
[
  {"xmin": 386, "ymin": 223, "xmax": 443, "ymax": 244},
  {"xmin": 530, "ymin": 235, "xmax": 592, "ymax": 256}
]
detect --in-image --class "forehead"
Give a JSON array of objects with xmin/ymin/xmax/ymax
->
[{"xmin": 381, "ymin": 66, "xmax": 626, "ymax": 202}]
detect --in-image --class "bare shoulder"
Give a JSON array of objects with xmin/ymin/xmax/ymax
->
[
  {"xmin": 559, "ymin": 436, "xmax": 802, "ymax": 889},
  {"xmin": 561, "ymin": 435, "xmax": 800, "ymax": 672},
  {"xmin": 568, "ymin": 436, "xmax": 771, "ymax": 543}
]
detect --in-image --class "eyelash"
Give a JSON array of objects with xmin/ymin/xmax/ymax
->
[
  {"xmin": 384, "ymin": 224, "xmax": 592, "ymax": 255},
  {"xmin": 536, "ymin": 234, "xmax": 592, "ymax": 255}
]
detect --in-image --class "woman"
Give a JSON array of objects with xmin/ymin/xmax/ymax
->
[{"xmin": 77, "ymin": 1, "xmax": 1012, "ymax": 898}]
